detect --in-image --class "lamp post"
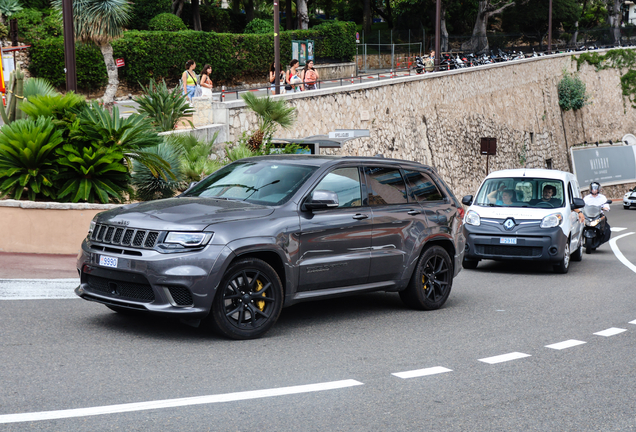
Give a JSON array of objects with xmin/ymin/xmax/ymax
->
[
  {"xmin": 434, "ymin": 0, "xmax": 441, "ymax": 71},
  {"xmin": 274, "ymin": 0, "xmax": 280, "ymax": 95},
  {"xmin": 62, "ymin": 0, "xmax": 77, "ymax": 91},
  {"xmin": 548, "ymin": 0, "xmax": 553, "ymax": 54}
]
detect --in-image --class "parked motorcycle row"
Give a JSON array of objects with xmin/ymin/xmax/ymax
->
[{"xmin": 413, "ymin": 44, "xmax": 635, "ymax": 74}]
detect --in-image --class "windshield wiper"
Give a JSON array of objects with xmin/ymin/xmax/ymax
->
[{"xmin": 243, "ymin": 180, "xmax": 281, "ymax": 201}]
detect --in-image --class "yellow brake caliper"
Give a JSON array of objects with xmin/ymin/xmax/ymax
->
[
  {"xmin": 422, "ymin": 274, "xmax": 428, "ymax": 291},
  {"xmin": 255, "ymin": 279, "xmax": 266, "ymax": 311}
]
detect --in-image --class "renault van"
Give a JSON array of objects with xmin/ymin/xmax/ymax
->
[{"xmin": 461, "ymin": 169, "xmax": 585, "ymax": 273}]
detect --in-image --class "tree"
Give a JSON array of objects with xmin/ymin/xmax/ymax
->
[
  {"xmin": 463, "ymin": 0, "xmax": 519, "ymax": 53},
  {"xmin": 297, "ymin": 0, "xmax": 308, "ymax": 29},
  {"xmin": 0, "ymin": 0, "xmax": 22, "ymax": 25},
  {"xmin": 606, "ymin": 0, "xmax": 621, "ymax": 44},
  {"xmin": 53, "ymin": 0, "xmax": 131, "ymax": 105},
  {"xmin": 241, "ymin": 93, "xmax": 296, "ymax": 150}
]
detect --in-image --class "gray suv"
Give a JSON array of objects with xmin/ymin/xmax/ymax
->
[{"xmin": 76, "ymin": 156, "xmax": 466, "ymax": 339}]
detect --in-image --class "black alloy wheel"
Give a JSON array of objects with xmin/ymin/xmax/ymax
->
[
  {"xmin": 209, "ymin": 258, "xmax": 283, "ymax": 340},
  {"xmin": 400, "ymin": 245, "xmax": 453, "ymax": 310}
]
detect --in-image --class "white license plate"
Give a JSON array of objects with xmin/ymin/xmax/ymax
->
[
  {"xmin": 499, "ymin": 237, "xmax": 517, "ymax": 245},
  {"xmin": 99, "ymin": 255, "xmax": 118, "ymax": 268}
]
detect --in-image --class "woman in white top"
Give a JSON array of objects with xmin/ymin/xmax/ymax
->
[{"xmin": 200, "ymin": 64, "xmax": 213, "ymax": 97}]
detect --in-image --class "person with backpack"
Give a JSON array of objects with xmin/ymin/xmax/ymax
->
[{"xmin": 301, "ymin": 60, "xmax": 319, "ymax": 90}]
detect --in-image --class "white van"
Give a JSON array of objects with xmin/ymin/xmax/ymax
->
[{"xmin": 461, "ymin": 169, "xmax": 586, "ymax": 273}]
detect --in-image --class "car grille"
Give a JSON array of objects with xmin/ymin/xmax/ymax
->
[
  {"xmin": 91, "ymin": 224, "xmax": 161, "ymax": 249},
  {"xmin": 478, "ymin": 245, "xmax": 542, "ymax": 257},
  {"xmin": 166, "ymin": 286, "xmax": 194, "ymax": 306},
  {"xmin": 86, "ymin": 274, "xmax": 155, "ymax": 302}
]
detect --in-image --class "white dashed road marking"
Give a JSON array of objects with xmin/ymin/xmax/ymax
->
[
  {"xmin": 610, "ymin": 227, "xmax": 627, "ymax": 232},
  {"xmin": 0, "ymin": 379, "xmax": 364, "ymax": 424},
  {"xmin": 0, "ymin": 279, "xmax": 78, "ymax": 300},
  {"xmin": 545, "ymin": 340, "xmax": 587, "ymax": 350},
  {"xmin": 392, "ymin": 366, "xmax": 453, "ymax": 379},
  {"xmin": 609, "ymin": 232, "xmax": 636, "ymax": 274},
  {"xmin": 478, "ymin": 352, "xmax": 531, "ymax": 364},
  {"xmin": 594, "ymin": 328, "xmax": 627, "ymax": 337},
  {"xmin": 629, "ymin": 320, "xmax": 636, "ymax": 325}
]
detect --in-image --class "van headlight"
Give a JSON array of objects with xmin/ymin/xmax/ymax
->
[
  {"xmin": 540, "ymin": 213, "xmax": 563, "ymax": 228},
  {"xmin": 164, "ymin": 232, "xmax": 213, "ymax": 247},
  {"xmin": 465, "ymin": 210, "xmax": 481, "ymax": 226}
]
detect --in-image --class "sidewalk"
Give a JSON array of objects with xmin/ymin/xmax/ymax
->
[{"xmin": 0, "ymin": 252, "xmax": 78, "ymax": 279}]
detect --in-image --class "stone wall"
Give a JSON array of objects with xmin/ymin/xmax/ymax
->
[{"xmin": 193, "ymin": 49, "xmax": 636, "ymax": 200}]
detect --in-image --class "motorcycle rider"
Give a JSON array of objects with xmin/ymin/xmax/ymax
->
[{"xmin": 583, "ymin": 182, "xmax": 611, "ymax": 241}]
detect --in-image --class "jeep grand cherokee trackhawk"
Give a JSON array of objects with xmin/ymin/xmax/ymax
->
[{"xmin": 76, "ymin": 156, "xmax": 465, "ymax": 339}]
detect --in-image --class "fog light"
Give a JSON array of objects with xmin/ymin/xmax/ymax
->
[{"xmin": 548, "ymin": 246, "xmax": 558, "ymax": 255}]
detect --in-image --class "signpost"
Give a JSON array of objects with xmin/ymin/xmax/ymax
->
[
  {"xmin": 480, "ymin": 137, "xmax": 497, "ymax": 175},
  {"xmin": 115, "ymin": 58, "xmax": 125, "ymax": 68}
]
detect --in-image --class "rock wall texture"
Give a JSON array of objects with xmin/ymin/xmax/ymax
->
[{"xmin": 197, "ymin": 49, "xmax": 636, "ymax": 199}]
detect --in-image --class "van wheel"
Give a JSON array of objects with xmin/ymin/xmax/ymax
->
[
  {"xmin": 207, "ymin": 258, "xmax": 283, "ymax": 340},
  {"xmin": 400, "ymin": 246, "xmax": 453, "ymax": 310},
  {"xmin": 553, "ymin": 243, "xmax": 570, "ymax": 274},
  {"xmin": 462, "ymin": 258, "xmax": 479, "ymax": 269},
  {"xmin": 571, "ymin": 239, "xmax": 583, "ymax": 262}
]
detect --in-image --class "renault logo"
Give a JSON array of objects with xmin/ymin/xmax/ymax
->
[{"xmin": 503, "ymin": 218, "xmax": 516, "ymax": 231}]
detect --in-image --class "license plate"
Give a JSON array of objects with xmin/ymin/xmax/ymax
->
[
  {"xmin": 99, "ymin": 255, "xmax": 118, "ymax": 268},
  {"xmin": 499, "ymin": 237, "xmax": 517, "ymax": 245}
]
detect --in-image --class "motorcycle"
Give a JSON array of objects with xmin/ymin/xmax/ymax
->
[
  {"xmin": 582, "ymin": 200, "xmax": 612, "ymax": 254},
  {"xmin": 414, "ymin": 56, "xmax": 425, "ymax": 74}
]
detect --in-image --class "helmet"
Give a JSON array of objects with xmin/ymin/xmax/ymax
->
[{"xmin": 590, "ymin": 182, "xmax": 600, "ymax": 194}]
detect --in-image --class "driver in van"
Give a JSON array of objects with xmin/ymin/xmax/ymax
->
[{"xmin": 529, "ymin": 185, "xmax": 561, "ymax": 206}]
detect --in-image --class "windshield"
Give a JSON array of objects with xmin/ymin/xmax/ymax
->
[
  {"xmin": 583, "ymin": 204, "xmax": 602, "ymax": 218},
  {"xmin": 184, "ymin": 161, "xmax": 317, "ymax": 205},
  {"xmin": 475, "ymin": 177, "xmax": 565, "ymax": 208}
]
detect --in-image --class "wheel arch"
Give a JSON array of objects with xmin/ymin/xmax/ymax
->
[{"xmin": 233, "ymin": 250, "xmax": 287, "ymax": 296}]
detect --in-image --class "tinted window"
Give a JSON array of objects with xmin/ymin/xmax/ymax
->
[
  {"xmin": 365, "ymin": 167, "xmax": 409, "ymax": 205},
  {"xmin": 404, "ymin": 170, "xmax": 444, "ymax": 202},
  {"xmin": 185, "ymin": 161, "xmax": 316, "ymax": 205},
  {"xmin": 312, "ymin": 167, "xmax": 362, "ymax": 208}
]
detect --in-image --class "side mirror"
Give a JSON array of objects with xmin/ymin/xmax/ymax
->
[
  {"xmin": 303, "ymin": 190, "xmax": 339, "ymax": 211},
  {"xmin": 461, "ymin": 195, "xmax": 473, "ymax": 206},
  {"xmin": 606, "ymin": 199, "xmax": 613, "ymax": 204},
  {"xmin": 572, "ymin": 197, "xmax": 585, "ymax": 209}
]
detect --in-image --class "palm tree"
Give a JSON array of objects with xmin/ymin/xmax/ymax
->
[
  {"xmin": 241, "ymin": 93, "xmax": 296, "ymax": 150},
  {"xmin": 53, "ymin": 0, "xmax": 131, "ymax": 105}
]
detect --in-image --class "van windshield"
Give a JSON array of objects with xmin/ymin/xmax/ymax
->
[{"xmin": 475, "ymin": 177, "xmax": 565, "ymax": 208}]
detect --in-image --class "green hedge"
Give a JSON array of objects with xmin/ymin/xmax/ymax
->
[{"xmin": 29, "ymin": 21, "xmax": 356, "ymax": 90}]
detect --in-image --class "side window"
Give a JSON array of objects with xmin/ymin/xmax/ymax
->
[
  {"xmin": 403, "ymin": 170, "xmax": 444, "ymax": 202},
  {"xmin": 568, "ymin": 183, "xmax": 574, "ymax": 205},
  {"xmin": 365, "ymin": 167, "xmax": 409, "ymax": 205},
  {"xmin": 312, "ymin": 167, "xmax": 362, "ymax": 208}
]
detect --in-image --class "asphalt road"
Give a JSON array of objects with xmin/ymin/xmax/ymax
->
[{"xmin": 1, "ymin": 204, "xmax": 635, "ymax": 431}]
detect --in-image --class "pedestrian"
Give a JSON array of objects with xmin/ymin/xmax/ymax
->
[
  {"xmin": 288, "ymin": 59, "xmax": 302, "ymax": 92},
  {"xmin": 269, "ymin": 62, "xmax": 286, "ymax": 94},
  {"xmin": 301, "ymin": 60, "xmax": 319, "ymax": 90},
  {"xmin": 425, "ymin": 50, "xmax": 435, "ymax": 72},
  {"xmin": 200, "ymin": 64, "xmax": 213, "ymax": 98},
  {"xmin": 181, "ymin": 59, "xmax": 198, "ymax": 101}
]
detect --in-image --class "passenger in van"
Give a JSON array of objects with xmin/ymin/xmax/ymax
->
[
  {"xmin": 487, "ymin": 182, "xmax": 507, "ymax": 204},
  {"xmin": 529, "ymin": 185, "xmax": 561, "ymax": 207},
  {"xmin": 496, "ymin": 189, "xmax": 517, "ymax": 206}
]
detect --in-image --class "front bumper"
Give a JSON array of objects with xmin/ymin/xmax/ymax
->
[
  {"xmin": 75, "ymin": 239, "xmax": 231, "ymax": 318},
  {"xmin": 624, "ymin": 197, "xmax": 636, "ymax": 207},
  {"xmin": 463, "ymin": 219, "xmax": 568, "ymax": 263}
]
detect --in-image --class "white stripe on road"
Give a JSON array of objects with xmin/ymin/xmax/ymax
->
[
  {"xmin": 594, "ymin": 327, "xmax": 627, "ymax": 337},
  {"xmin": 0, "ymin": 279, "xmax": 79, "ymax": 300},
  {"xmin": 609, "ymin": 232, "xmax": 636, "ymax": 274},
  {"xmin": 545, "ymin": 339, "xmax": 586, "ymax": 350},
  {"xmin": 392, "ymin": 366, "xmax": 452, "ymax": 379},
  {"xmin": 610, "ymin": 227, "xmax": 627, "ymax": 232},
  {"xmin": 629, "ymin": 320, "xmax": 636, "ymax": 325},
  {"xmin": 0, "ymin": 379, "xmax": 363, "ymax": 424},
  {"xmin": 478, "ymin": 352, "xmax": 531, "ymax": 364}
]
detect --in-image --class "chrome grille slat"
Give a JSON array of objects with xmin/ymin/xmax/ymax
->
[{"xmin": 90, "ymin": 225, "xmax": 161, "ymax": 250}]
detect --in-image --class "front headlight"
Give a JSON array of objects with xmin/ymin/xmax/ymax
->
[
  {"xmin": 540, "ymin": 213, "xmax": 563, "ymax": 228},
  {"xmin": 465, "ymin": 210, "xmax": 481, "ymax": 226},
  {"xmin": 87, "ymin": 219, "xmax": 97, "ymax": 237},
  {"xmin": 164, "ymin": 232, "xmax": 213, "ymax": 247},
  {"xmin": 585, "ymin": 219, "xmax": 600, "ymax": 227}
]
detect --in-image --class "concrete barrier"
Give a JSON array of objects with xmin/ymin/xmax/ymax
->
[{"xmin": 0, "ymin": 200, "xmax": 120, "ymax": 255}]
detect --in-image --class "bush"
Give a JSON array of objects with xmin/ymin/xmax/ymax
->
[
  {"xmin": 128, "ymin": 0, "xmax": 172, "ymax": 30},
  {"xmin": 14, "ymin": 8, "xmax": 61, "ymax": 44},
  {"xmin": 558, "ymin": 72, "xmax": 588, "ymax": 111},
  {"xmin": 134, "ymin": 79, "xmax": 194, "ymax": 131},
  {"xmin": 148, "ymin": 13, "xmax": 187, "ymax": 31},
  {"xmin": 131, "ymin": 142, "xmax": 185, "ymax": 201},
  {"xmin": 30, "ymin": 22, "xmax": 356, "ymax": 89},
  {"xmin": 244, "ymin": 18, "xmax": 274, "ymax": 34},
  {"xmin": 166, "ymin": 133, "xmax": 224, "ymax": 183}
]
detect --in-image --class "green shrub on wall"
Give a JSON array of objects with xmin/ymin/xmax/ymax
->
[
  {"xmin": 128, "ymin": 0, "xmax": 172, "ymax": 30},
  {"xmin": 558, "ymin": 72, "xmax": 588, "ymax": 111},
  {"xmin": 244, "ymin": 18, "xmax": 274, "ymax": 34},
  {"xmin": 29, "ymin": 22, "xmax": 356, "ymax": 89}
]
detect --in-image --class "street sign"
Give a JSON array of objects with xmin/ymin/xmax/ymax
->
[
  {"xmin": 115, "ymin": 58, "xmax": 125, "ymax": 68},
  {"xmin": 329, "ymin": 130, "xmax": 355, "ymax": 139},
  {"xmin": 480, "ymin": 137, "xmax": 497, "ymax": 155}
]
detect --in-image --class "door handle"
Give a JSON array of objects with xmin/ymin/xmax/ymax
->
[
  {"xmin": 352, "ymin": 214, "xmax": 369, "ymax": 220},
  {"xmin": 407, "ymin": 209, "xmax": 421, "ymax": 215}
]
